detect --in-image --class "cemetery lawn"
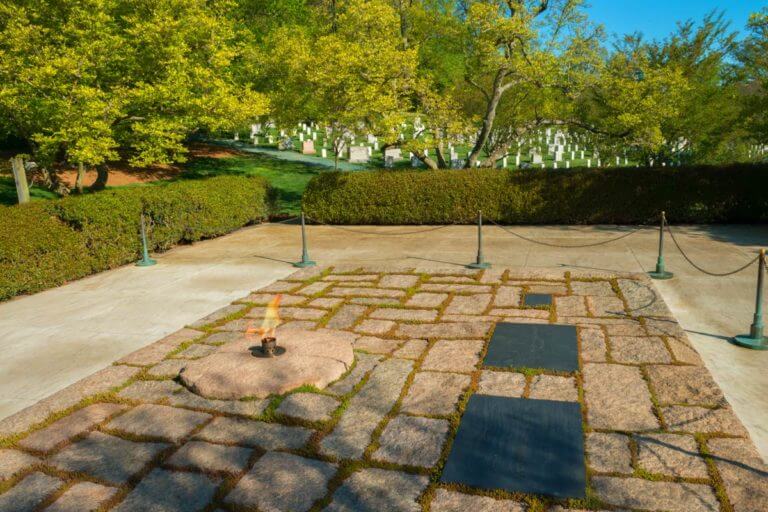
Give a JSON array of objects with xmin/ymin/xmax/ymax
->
[
  {"xmin": 182, "ymin": 152, "xmax": 324, "ymax": 215},
  {"xmin": 0, "ymin": 176, "xmax": 58, "ymax": 205}
]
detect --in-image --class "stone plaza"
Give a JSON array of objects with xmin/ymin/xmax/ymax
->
[{"xmin": 0, "ymin": 266, "xmax": 766, "ymax": 511}]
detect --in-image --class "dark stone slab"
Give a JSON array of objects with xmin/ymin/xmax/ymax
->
[
  {"xmin": 441, "ymin": 395, "xmax": 585, "ymax": 499},
  {"xmin": 484, "ymin": 323, "xmax": 578, "ymax": 372},
  {"xmin": 524, "ymin": 293, "xmax": 552, "ymax": 307}
]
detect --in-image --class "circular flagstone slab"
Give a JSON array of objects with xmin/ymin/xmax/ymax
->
[{"xmin": 179, "ymin": 329, "xmax": 355, "ymax": 399}]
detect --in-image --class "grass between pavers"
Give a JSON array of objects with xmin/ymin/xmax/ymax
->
[{"xmin": 1, "ymin": 268, "xmax": 744, "ymax": 511}]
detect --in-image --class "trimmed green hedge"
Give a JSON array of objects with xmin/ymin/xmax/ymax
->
[
  {"xmin": 303, "ymin": 165, "xmax": 768, "ymax": 225},
  {"xmin": 0, "ymin": 175, "xmax": 269, "ymax": 301}
]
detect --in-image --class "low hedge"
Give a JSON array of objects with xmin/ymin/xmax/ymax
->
[
  {"xmin": 0, "ymin": 175, "xmax": 269, "ymax": 301},
  {"xmin": 303, "ymin": 165, "xmax": 768, "ymax": 225}
]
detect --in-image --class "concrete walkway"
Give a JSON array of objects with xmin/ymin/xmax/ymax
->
[{"xmin": 1, "ymin": 222, "xmax": 766, "ymax": 459}]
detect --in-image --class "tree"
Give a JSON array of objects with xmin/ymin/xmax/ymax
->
[
  {"xmin": 739, "ymin": 9, "xmax": 768, "ymax": 151},
  {"xmin": 0, "ymin": 0, "xmax": 268, "ymax": 195},
  {"xmin": 258, "ymin": 0, "xmax": 418, "ymax": 168}
]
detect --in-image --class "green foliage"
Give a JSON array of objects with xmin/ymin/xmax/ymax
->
[
  {"xmin": 0, "ymin": 176, "xmax": 269, "ymax": 300},
  {"xmin": 303, "ymin": 167, "xmax": 768, "ymax": 225}
]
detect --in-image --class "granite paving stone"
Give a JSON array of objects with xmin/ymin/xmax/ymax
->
[
  {"xmin": 112, "ymin": 468, "xmax": 219, "ymax": 512},
  {"xmin": 49, "ymin": 431, "xmax": 168, "ymax": 484},
  {"xmin": 610, "ymin": 336, "xmax": 672, "ymax": 364},
  {"xmin": 370, "ymin": 308, "xmax": 439, "ymax": 322},
  {"xmin": 373, "ymin": 415, "xmax": 449, "ymax": 467},
  {"xmin": 240, "ymin": 293, "xmax": 306, "ymax": 305},
  {"xmin": 44, "ymin": 482, "xmax": 117, "ymax": 512},
  {"xmin": 487, "ymin": 309, "xmax": 549, "ymax": 319},
  {"xmin": 0, "ymin": 364, "xmax": 140, "ymax": 438},
  {"xmin": 422, "ymin": 339, "xmax": 483, "ymax": 372},
  {"xmin": 400, "ymin": 371, "xmax": 470, "ymax": 416},
  {"xmin": 646, "ymin": 365, "xmax": 725, "ymax": 406},
  {"xmin": 106, "ymin": 404, "xmax": 211, "ymax": 442},
  {"xmin": 118, "ymin": 328, "xmax": 203, "ymax": 365},
  {"xmin": 297, "ymin": 281, "xmax": 333, "ymax": 296},
  {"xmin": 555, "ymin": 296, "xmax": 588, "ymax": 317},
  {"xmin": 406, "ymin": 293, "xmax": 448, "ymax": 307},
  {"xmin": 249, "ymin": 306, "xmax": 326, "ymax": 320},
  {"xmin": 479, "ymin": 268, "xmax": 505, "ymax": 284},
  {"xmin": 0, "ymin": 472, "xmax": 62, "ymax": 512},
  {"xmin": 324, "ymin": 468, "xmax": 429, "ymax": 512},
  {"xmin": 526, "ymin": 284, "xmax": 568, "ymax": 295},
  {"xmin": 707, "ymin": 437, "xmax": 768, "ymax": 512},
  {"xmin": 591, "ymin": 476, "xmax": 719, "ymax": 512},
  {"xmin": 201, "ymin": 331, "xmax": 242, "ymax": 345},
  {"xmin": 329, "ymin": 287, "xmax": 405, "ymax": 298},
  {"xmin": 579, "ymin": 328, "xmax": 607, "ymax": 362},
  {"xmin": 195, "ymin": 416, "xmax": 312, "ymax": 450},
  {"xmin": 397, "ymin": 322, "xmax": 491, "ymax": 339},
  {"xmin": 147, "ymin": 358, "xmax": 188, "ymax": 377},
  {"xmin": 420, "ymin": 283, "xmax": 492, "ymax": 294},
  {"xmin": 277, "ymin": 393, "xmax": 340, "ymax": 422},
  {"xmin": 477, "ymin": 370, "xmax": 526, "ymax": 397},
  {"xmin": 323, "ymin": 274, "xmax": 379, "ymax": 282},
  {"xmin": 168, "ymin": 389, "xmax": 269, "ymax": 417},
  {"xmin": 586, "ymin": 296, "xmax": 626, "ymax": 317},
  {"xmin": 0, "ymin": 449, "xmax": 40, "ymax": 481},
  {"xmin": 309, "ymin": 297, "xmax": 345, "ymax": 309},
  {"xmin": 260, "ymin": 280, "xmax": 302, "ymax": 292},
  {"xmin": 166, "ymin": 440, "xmax": 251, "ymax": 474},
  {"xmin": 188, "ymin": 304, "xmax": 247, "ymax": 329},
  {"xmin": 353, "ymin": 335, "xmax": 400, "ymax": 354},
  {"xmin": 570, "ymin": 281, "xmax": 615, "ymax": 297},
  {"xmin": 326, "ymin": 304, "xmax": 367, "ymax": 329},
  {"xmin": 585, "ymin": 433, "xmax": 632, "ymax": 474},
  {"xmin": 662, "ymin": 405, "xmax": 748, "ymax": 436},
  {"xmin": 493, "ymin": 286, "xmax": 523, "ymax": 307},
  {"xmin": 583, "ymin": 363, "xmax": 658, "ymax": 430},
  {"xmin": 19, "ymin": 403, "xmax": 126, "ymax": 453},
  {"xmin": 379, "ymin": 274, "xmax": 420, "ymax": 288},
  {"xmin": 667, "ymin": 336, "xmax": 705, "ymax": 365},
  {"xmin": 430, "ymin": 489, "xmax": 527, "ymax": 512},
  {"xmin": 350, "ymin": 297, "xmax": 402, "ymax": 306},
  {"xmin": 635, "ymin": 433, "xmax": 709, "ymax": 479},
  {"xmin": 327, "ymin": 353, "xmax": 381, "ymax": 395},
  {"xmin": 393, "ymin": 339, "xmax": 428, "ymax": 359},
  {"xmin": 172, "ymin": 343, "xmax": 218, "ymax": 359},
  {"xmin": 429, "ymin": 276, "xmax": 477, "ymax": 283},
  {"xmin": 117, "ymin": 379, "xmax": 180, "ymax": 402},
  {"xmin": 528, "ymin": 375, "xmax": 578, "ymax": 402},
  {"xmin": 445, "ymin": 294, "xmax": 492, "ymax": 315},
  {"xmin": 355, "ymin": 319, "xmax": 396, "ymax": 335},
  {"xmin": 618, "ymin": 278, "xmax": 674, "ymax": 318},
  {"xmin": 320, "ymin": 358, "xmax": 412, "ymax": 459},
  {"xmin": 226, "ymin": 452, "xmax": 336, "ymax": 512}
]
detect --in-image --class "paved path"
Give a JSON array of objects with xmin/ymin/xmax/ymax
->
[
  {"xmin": 1, "ymin": 223, "xmax": 766, "ymax": 459},
  {"xmin": 222, "ymin": 140, "xmax": 367, "ymax": 171}
]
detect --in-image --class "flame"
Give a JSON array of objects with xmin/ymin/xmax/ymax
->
[{"xmin": 247, "ymin": 294, "xmax": 282, "ymax": 338}]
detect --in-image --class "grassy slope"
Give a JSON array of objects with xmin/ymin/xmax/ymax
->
[{"xmin": 1, "ymin": 152, "xmax": 326, "ymax": 214}]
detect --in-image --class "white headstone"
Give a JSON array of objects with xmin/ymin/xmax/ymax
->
[
  {"xmin": 321, "ymin": 148, "xmax": 327, "ymax": 158},
  {"xmin": 299, "ymin": 133, "xmax": 304, "ymax": 142},
  {"xmin": 302, "ymin": 140, "xmax": 315, "ymax": 155},
  {"xmin": 587, "ymin": 159, "xmax": 591, "ymax": 167},
  {"xmin": 349, "ymin": 146, "xmax": 369, "ymax": 163},
  {"xmin": 384, "ymin": 147, "xmax": 402, "ymax": 161},
  {"xmin": 502, "ymin": 157, "xmax": 507, "ymax": 168},
  {"xmin": 367, "ymin": 146, "xmax": 372, "ymax": 156},
  {"xmin": 234, "ymin": 133, "xmax": 239, "ymax": 141}
]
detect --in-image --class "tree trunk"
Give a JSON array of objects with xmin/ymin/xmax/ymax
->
[
  {"xmin": 75, "ymin": 162, "xmax": 86, "ymax": 194},
  {"xmin": 414, "ymin": 150, "xmax": 439, "ymax": 170},
  {"xmin": 92, "ymin": 163, "xmax": 109, "ymax": 190},
  {"xmin": 467, "ymin": 73, "xmax": 505, "ymax": 168},
  {"xmin": 10, "ymin": 156, "xmax": 30, "ymax": 204}
]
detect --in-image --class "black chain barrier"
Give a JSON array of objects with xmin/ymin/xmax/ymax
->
[
  {"xmin": 665, "ymin": 225, "xmax": 760, "ymax": 277},
  {"xmin": 487, "ymin": 218, "xmax": 646, "ymax": 248}
]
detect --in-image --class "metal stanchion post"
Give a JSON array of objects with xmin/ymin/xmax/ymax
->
[
  {"xmin": 293, "ymin": 212, "xmax": 316, "ymax": 268},
  {"xmin": 136, "ymin": 212, "xmax": 157, "ymax": 267},
  {"xmin": 649, "ymin": 210, "xmax": 673, "ymax": 280},
  {"xmin": 732, "ymin": 249, "xmax": 767, "ymax": 350},
  {"xmin": 467, "ymin": 210, "xmax": 491, "ymax": 270}
]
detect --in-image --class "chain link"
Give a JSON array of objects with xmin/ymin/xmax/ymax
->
[
  {"xmin": 487, "ymin": 218, "xmax": 645, "ymax": 248},
  {"xmin": 665, "ymin": 225, "xmax": 759, "ymax": 276}
]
